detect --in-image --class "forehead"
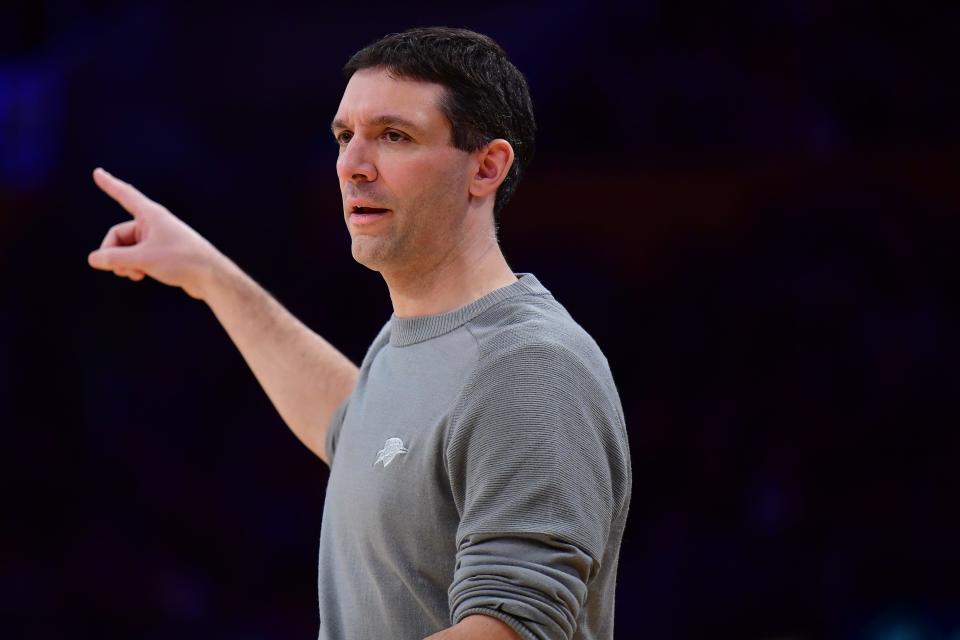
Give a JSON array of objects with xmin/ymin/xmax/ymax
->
[{"xmin": 333, "ymin": 67, "xmax": 448, "ymax": 132}]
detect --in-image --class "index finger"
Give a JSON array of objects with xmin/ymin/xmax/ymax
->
[{"xmin": 92, "ymin": 168, "xmax": 156, "ymax": 218}]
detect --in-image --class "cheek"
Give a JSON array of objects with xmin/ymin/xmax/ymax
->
[
  {"xmin": 409, "ymin": 157, "xmax": 469, "ymax": 200},
  {"xmin": 380, "ymin": 150, "xmax": 471, "ymax": 213}
]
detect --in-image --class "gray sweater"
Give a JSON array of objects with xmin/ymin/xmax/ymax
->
[{"xmin": 319, "ymin": 274, "xmax": 631, "ymax": 640}]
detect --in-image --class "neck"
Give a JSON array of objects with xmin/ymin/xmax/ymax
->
[{"xmin": 383, "ymin": 222, "xmax": 517, "ymax": 318}]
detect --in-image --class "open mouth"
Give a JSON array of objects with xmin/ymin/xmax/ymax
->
[{"xmin": 352, "ymin": 206, "xmax": 390, "ymax": 214}]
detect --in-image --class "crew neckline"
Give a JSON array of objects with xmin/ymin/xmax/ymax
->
[{"xmin": 389, "ymin": 273, "xmax": 548, "ymax": 347}]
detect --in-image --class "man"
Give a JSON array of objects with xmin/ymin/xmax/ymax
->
[{"xmin": 88, "ymin": 27, "xmax": 631, "ymax": 640}]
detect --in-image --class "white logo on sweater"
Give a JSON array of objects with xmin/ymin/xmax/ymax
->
[{"xmin": 374, "ymin": 437, "xmax": 408, "ymax": 467}]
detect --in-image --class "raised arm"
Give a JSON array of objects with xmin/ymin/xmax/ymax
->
[{"xmin": 87, "ymin": 168, "xmax": 357, "ymax": 464}]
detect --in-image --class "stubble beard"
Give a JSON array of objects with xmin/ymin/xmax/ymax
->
[
  {"xmin": 349, "ymin": 199, "xmax": 428, "ymax": 274},
  {"xmin": 350, "ymin": 227, "xmax": 402, "ymax": 271},
  {"xmin": 348, "ymin": 162, "xmax": 470, "ymax": 274},
  {"xmin": 350, "ymin": 197, "xmax": 463, "ymax": 276}
]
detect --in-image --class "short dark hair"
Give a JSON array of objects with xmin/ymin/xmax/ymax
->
[{"xmin": 343, "ymin": 27, "xmax": 536, "ymax": 217}]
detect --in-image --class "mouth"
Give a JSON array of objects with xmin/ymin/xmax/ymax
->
[{"xmin": 349, "ymin": 205, "xmax": 392, "ymax": 225}]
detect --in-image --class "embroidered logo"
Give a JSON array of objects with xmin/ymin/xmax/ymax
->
[{"xmin": 374, "ymin": 437, "xmax": 409, "ymax": 467}]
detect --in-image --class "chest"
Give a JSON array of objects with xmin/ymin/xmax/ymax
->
[{"xmin": 324, "ymin": 337, "xmax": 477, "ymax": 549}]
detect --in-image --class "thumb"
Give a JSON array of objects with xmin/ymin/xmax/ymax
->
[{"xmin": 88, "ymin": 246, "xmax": 142, "ymax": 271}]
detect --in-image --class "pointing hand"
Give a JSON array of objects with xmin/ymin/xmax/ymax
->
[{"xmin": 88, "ymin": 168, "xmax": 222, "ymax": 300}]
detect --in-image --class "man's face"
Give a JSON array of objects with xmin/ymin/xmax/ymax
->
[{"xmin": 332, "ymin": 67, "xmax": 474, "ymax": 274}]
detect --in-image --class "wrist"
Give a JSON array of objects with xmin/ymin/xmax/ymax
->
[{"xmin": 189, "ymin": 248, "xmax": 235, "ymax": 302}]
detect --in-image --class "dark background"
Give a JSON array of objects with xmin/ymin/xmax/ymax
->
[{"xmin": 2, "ymin": 1, "xmax": 958, "ymax": 638}]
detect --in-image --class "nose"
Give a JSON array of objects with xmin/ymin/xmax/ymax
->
[{"xmin": 336, "ymin": 136, "xmax": 378, "ymax": 184}]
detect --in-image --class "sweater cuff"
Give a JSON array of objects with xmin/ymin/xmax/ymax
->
[{"xmin": 448, "ymin": 533, "xmax": 592, "ymax": 640}]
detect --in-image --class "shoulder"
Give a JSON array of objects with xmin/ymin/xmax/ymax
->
[
  {"xmin": 465, "ymin": 289, "xmax": 620, "ymax": 405},
  {"xmin": 449, "ymin": 288, "xmax": 627, "ymax": 461}
]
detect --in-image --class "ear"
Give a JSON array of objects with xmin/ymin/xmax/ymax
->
[{"xmin": 468, "ymin": 139, "xmax": 514, "ymax": 200}]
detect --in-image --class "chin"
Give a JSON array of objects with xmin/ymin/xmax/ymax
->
[{"xmin": 351, "ymin": 238, "xmax": 392, "ymax": 272}]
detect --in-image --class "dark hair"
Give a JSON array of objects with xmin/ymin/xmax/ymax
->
[{"xmin": 343, "ymin": 27, "xmax": 536, "ymax": 217}]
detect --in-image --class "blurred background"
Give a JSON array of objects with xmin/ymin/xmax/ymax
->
[{"xmin": 1, "ymin": 1, "xmax": 958, "ymax": 638}]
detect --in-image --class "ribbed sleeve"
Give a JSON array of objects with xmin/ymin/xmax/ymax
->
[
  {"xmin": 445, "ymin": 338, "xmax": 628, "ymax": 639},
  {"xmin": 449, "ymin": 534, "xmax": 593, "ymax": 640}
]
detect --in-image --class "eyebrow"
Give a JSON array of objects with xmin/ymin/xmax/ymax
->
[{"xmin": 330, "ymin": 114, "xmax": 424, "ymax": 134}]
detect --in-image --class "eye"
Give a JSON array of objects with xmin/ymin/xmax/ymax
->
[
  {"xmin": 383, "ymin": 130, "xmax": 407, "ymax": 143},
  {"xmin": 335, "ymin": 131, "xmax": 352, "ymax": 145}
]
